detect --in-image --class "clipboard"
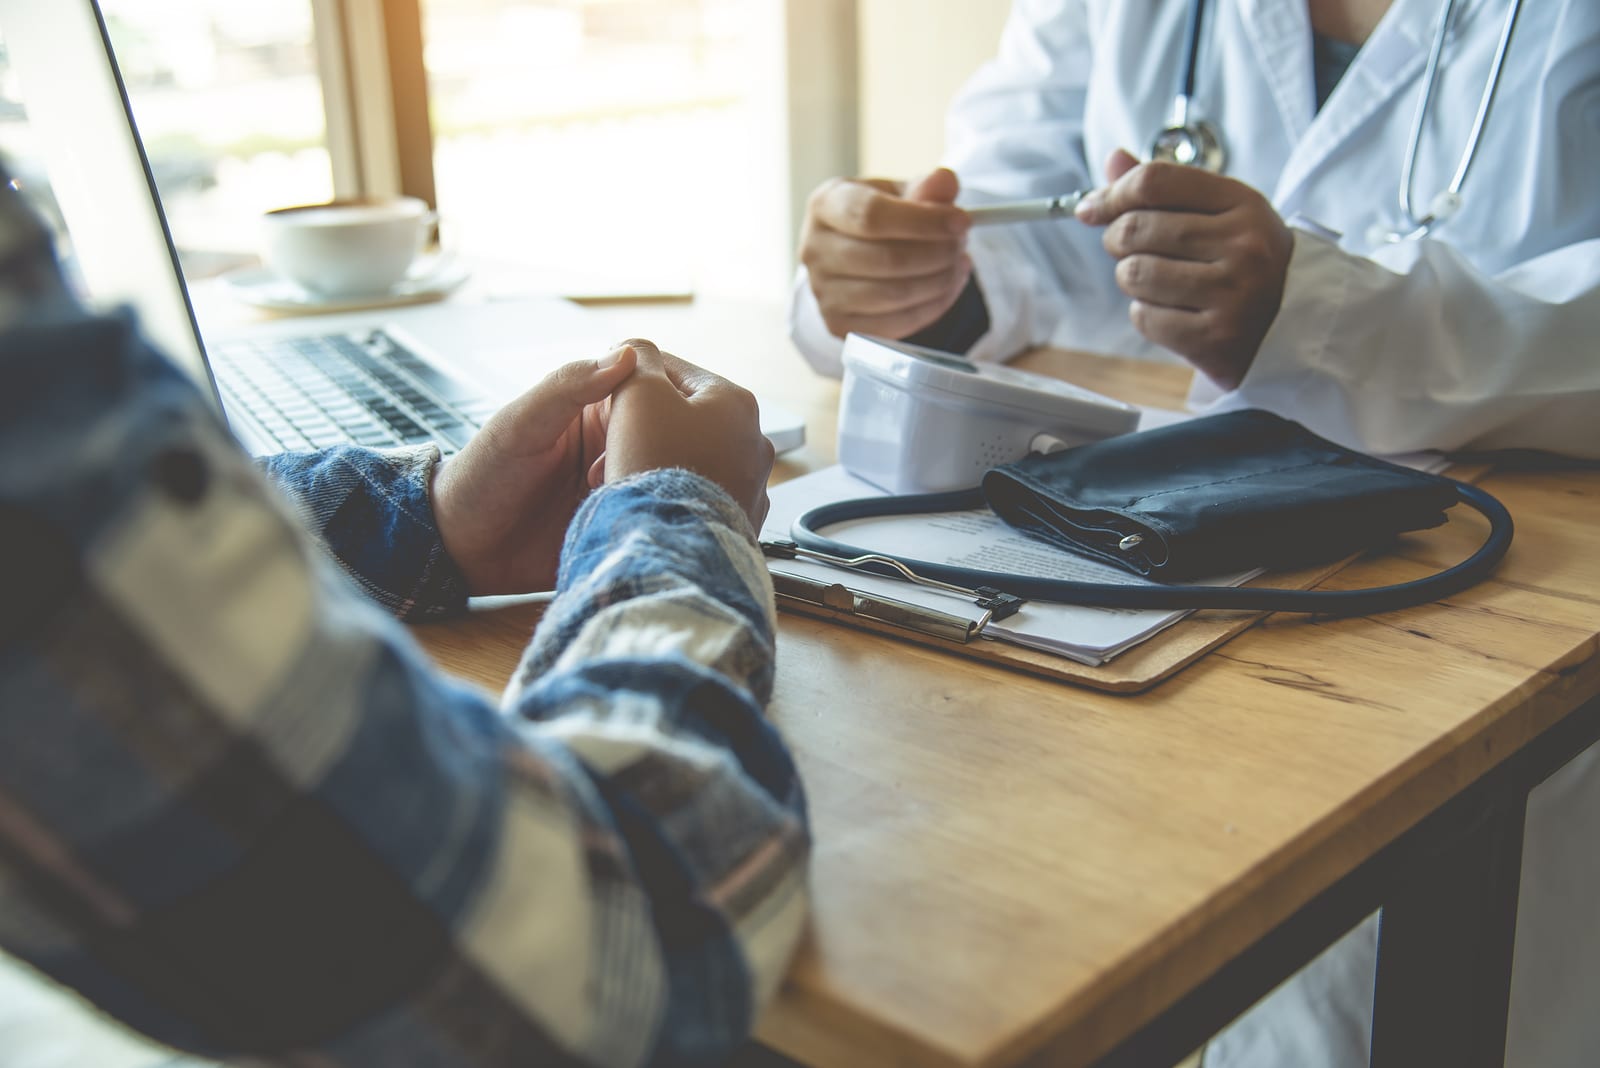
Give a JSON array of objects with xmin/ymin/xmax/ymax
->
[
  {"xmin": 772, "ymin": 571, "xmax": 991, "ymax": 644},
  {"xmin": 770, "ymin": 556, "xmax": 1346, "ymax": 694}
]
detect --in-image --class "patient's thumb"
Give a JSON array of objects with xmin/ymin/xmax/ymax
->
[{"xmin": 498, "ymin": 346, "xmax": 636, "ymax": 440}]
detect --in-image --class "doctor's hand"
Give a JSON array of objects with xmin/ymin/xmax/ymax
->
[
  {"xmin": 431, "ymin": 344, "xmax": 637, "ymax": 595},
  {"xmin": 1076, "ymin": 149, "xmax": 1293, "ymax": 390},
  {"xmin": 799, "ymin": 167, "xmax": 974, "ymax": 340},
  {"xmin": 604, "ymin": 339, "xmax": 774, "ymax": 532}
]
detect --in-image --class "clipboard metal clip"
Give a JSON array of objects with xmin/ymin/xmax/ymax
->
[{"xmin": 761, "ymin": 539, "xmax": 1027, "ymax": 643}]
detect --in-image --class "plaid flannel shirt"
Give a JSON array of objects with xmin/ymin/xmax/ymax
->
[{"xmin": 0, "ymin": 183, "xmax": 808, "ymax": 1066}]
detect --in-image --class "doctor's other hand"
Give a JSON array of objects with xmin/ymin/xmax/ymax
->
[
  {"xmin": 1076, "ymin": 148, "xmax": 1293, "ymax": 390},
  {"xmin": 799, "ymin": 167, "xmax": 973, "ymax": 341},
  {"xmin": 603, "ymin": 339, "xmax": 774, "ymax": 532},
  {"xmin": 431, "ymin": 344, "xmax": 637, "ymax": 596}
]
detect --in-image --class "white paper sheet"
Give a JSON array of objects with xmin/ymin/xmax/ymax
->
[{"xmin": 761, "ymin": 465, "xmax": 1256, "ymax": 666}]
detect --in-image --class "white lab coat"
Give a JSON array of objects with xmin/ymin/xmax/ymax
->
[{"xmin": 789, "ymin": 2, "xmax": 1600, "ymax": 1066}]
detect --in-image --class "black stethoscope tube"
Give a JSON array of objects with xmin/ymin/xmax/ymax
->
[
  {"xmin": 789, "ymin": 481, "xmax": 1513, "ymax": 616},
  {"xmin": 1179, "ymin": 0, "xmax": 1206, "ymax": 101}
]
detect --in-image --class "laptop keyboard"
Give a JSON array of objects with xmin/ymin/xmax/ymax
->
[{"xmin": 210, "ymin": 330, "xmax": 495, "ymax": 456}]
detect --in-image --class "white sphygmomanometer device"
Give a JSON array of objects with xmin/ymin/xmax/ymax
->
[{"xmin": 836, "ymin": 333, "xmax": 1141, "ymax": 494}]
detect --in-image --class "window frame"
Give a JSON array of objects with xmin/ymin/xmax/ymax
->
[
  {"xmin": 312, "ymin": 0, "xmax": 435, "ymax": 206},
  {"xmin": 313, "ymin": 0, "xmax": 855, "ymax": 262}
]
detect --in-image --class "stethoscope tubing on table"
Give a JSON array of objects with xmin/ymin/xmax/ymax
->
[{"xmin": 788, "ymin": 479, "xmax": 1513, "ymax": 616}]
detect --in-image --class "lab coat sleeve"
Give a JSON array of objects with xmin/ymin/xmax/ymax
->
[
  {"xmin": 788, "ymin": 0, "xmax": 1144, "ymax": 376},
  {"xmin": 941, "ymin": 0, "xmax": 1142, "ymax": 367},
  {"xmin": 1192, "ymin": 228, "xmax": 1600, "ymax": 459}
]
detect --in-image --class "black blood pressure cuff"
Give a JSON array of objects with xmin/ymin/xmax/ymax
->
[
  {"xmin": 900, "ymin": 275, "xmax": 990, "ymax": 356},
  {"xmin": 980, "ymin": 409, "xmax": 1460, "ymax": 580}
]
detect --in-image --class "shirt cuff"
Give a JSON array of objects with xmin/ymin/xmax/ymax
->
[
  {"xmin": 510, "ymin": 466, "xmax": 776, "ymax": 712},
  {"xmin": 260, "ymin": 444, "xmax": 470, "ymax": 621},
  {"xmin": 788, "ymin": 267, "xmax": 848, "ymax": 378}
]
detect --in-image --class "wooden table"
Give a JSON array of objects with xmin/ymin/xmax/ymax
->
[{"xmin": 410, "ymin": 302, "xmax": 1600, "ymax": 1068}]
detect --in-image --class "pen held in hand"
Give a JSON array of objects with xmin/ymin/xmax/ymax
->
[{"xmin": 964, "ymin": 190, "xmax": 1094, "ymax": 226}]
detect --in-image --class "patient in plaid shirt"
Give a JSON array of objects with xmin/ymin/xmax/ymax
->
[{"xmin": 0, "ymin": 180, "xmax": 808, "ymax": 1066}]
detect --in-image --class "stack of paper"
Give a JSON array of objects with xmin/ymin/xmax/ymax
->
[{"xmin": 761, "ymin": 465, "xmax": 1258, "ymax": 666}]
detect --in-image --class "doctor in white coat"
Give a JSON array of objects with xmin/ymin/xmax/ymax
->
[
  {"xmin": 791, "ymin": 0, "xmax": 1599, "ymax": 460},
  {"xmin": 790, "ymin": 0, "xmax": 1600, "ymax": 1065}
]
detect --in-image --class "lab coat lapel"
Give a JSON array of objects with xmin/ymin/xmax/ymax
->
[
  {"xmin": 1235, "ymin": 0, "xmax": 1315, "ymax": 149},
  {"xmin": 1270, "ymin": 0, "xmax": 1442, "ymax": 209}
]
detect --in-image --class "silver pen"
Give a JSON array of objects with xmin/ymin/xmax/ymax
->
[{"xmin": 964, "ymin": 189, "xmax": 1094, "ymax": 226}]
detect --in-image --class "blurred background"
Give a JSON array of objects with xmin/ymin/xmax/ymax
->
[{"xmin": 0, "ymin": 0, "xmax": 1005, "ymax": 300}]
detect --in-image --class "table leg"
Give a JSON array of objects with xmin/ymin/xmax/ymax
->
[{"xmin": 1368, "ymin": 788, "xmax": 1525, "ymax": 1068}]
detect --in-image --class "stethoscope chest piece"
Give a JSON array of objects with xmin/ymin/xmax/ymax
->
[{"xmin": 1151, "ymin": 117, "xmax": 1226, "ymax": 173}]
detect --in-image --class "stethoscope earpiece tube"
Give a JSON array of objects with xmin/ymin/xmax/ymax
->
[{"xmin": 789, "ymin": 480, "xmax": 1512, "ymax": 617}]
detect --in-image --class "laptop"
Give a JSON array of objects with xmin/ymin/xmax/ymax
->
[{"xmin": 0, "ymin": 0, "xmax": 805, "ymax": 458}]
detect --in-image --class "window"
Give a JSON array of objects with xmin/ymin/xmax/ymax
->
[
  {"xmin": 419, "ymin": 0, "xmax": 792, "ymax": 298},
  {"xmin": 9, "ymin": 0, "xmax": 837, "ymax": 300},
  {"xmin": 101, "ymin": 0, "xmax": 335, "ymax": 279}
]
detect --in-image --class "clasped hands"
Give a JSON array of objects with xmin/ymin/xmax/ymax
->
[
  {"xmin": 800, "ymin": 148, "xmax": 1293, "ymax": 390},
  {"xmin": 431, "ymin": 339, "xmax": 773, "ymax": 596}
]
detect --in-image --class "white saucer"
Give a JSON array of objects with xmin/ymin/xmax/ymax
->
[{"xmin": 220, "ymin": 257, "xmax": 470, "ymax": 313}]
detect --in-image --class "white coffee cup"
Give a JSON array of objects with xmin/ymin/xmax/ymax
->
[{"xmin": 260, "ymin": 196, "xmax": 434, "ymax": 297}]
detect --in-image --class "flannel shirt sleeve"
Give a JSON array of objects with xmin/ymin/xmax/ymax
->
[
  {"xmin": 260, "ymin": 446, "xmax": 471, "ymax": 621},
  {"xmin": 0, "ymin": 199, "xmax": 809, "ymax": 1064}
]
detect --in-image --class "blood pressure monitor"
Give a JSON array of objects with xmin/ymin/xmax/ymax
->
[{"xmin": 836, "ymin": 333, "xmax": 1141, "ymax": 494}]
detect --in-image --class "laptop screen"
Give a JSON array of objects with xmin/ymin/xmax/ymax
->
[{"xmin": 0, "ymin": 0, "xmax": 220, "ymax": 406}]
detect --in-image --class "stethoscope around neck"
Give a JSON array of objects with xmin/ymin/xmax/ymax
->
[{"xmin": 1150, "ymin": 0, "xmax": 1524, "ymax": 243}]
